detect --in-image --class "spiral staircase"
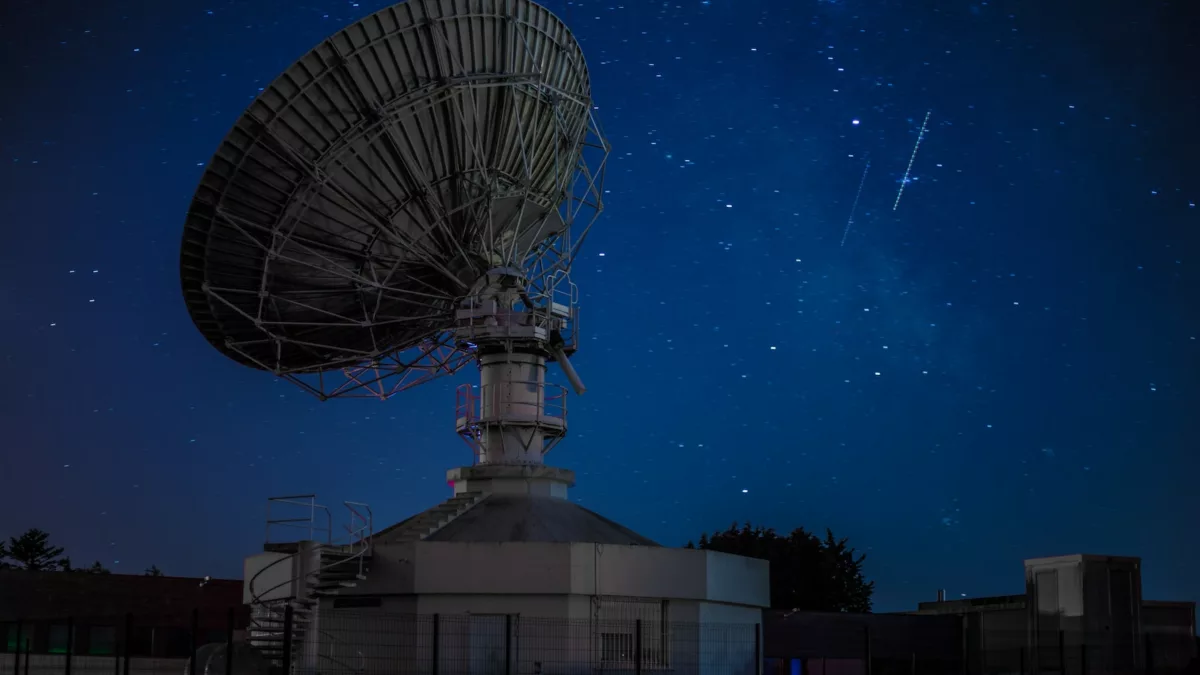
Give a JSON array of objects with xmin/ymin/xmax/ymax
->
[
  {"xmin": 244, "ymin": 492, "xmax": 493, "ymax": 673},
  {"xmin": 246, "ymin": 497, "xmax": 374, "ymax": 674}
]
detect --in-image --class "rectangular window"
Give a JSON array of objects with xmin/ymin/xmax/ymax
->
[
  {"xmin": 600, "ymin": 632, "xmax": 634, "ymax": 664},
  {"xmin": 6, "ymin": 624, "xmax": 33, "ymax": 653},
  {"xmin": 597, "ymin": 596, "xmax": 670, "ymax": 668},
  {"xmin": 1, "ymin": 623, "xmax": 15, "ymax": 653},
  {"xmin": 333, "ymin": 596, "xmax": 382, "ymax": 609},
  {"xmin": 48, "ymin": 624, "xmax": 75, "ymax": 654},
  {"xmin": 89, "ymin": 626, "xmax": 117, "ymax": 655}
]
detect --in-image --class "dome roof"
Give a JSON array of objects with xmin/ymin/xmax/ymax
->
[{"xmin": 376, "ymin": 494, "xmax": 659, "ymax": 547}]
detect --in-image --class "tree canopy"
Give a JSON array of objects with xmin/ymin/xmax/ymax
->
[
  {"xmin": 687, "ymin": 522, "xmax": 874, "ymax": 613},
  {"xmin": 84, "ymin": 560, "xmax": 111, "ymax": 574},
  {"xmin": 2, "ymin": 528, "xmax": 67, "ymax": 571},
  {"xmin": 0, "ymin": 529, "xmax": 133, "ymax": 575}
]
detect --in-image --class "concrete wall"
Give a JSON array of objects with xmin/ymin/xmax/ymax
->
[
  {"xmin": 242, "ymin": 551, "xmax": 295, "ymax": 604},
  {"xmin": 1144, "ymin": 601, "xmax": 1197, "ymax": 638},
  {"xmin": 348, "ymin": 541, "xmax": 768, "ymax": 613},
  {"xmin": 282, "ymin": 539, "xmax": 769, "ymax": 675},
  {"xmin": 568, "ymin": 544, "xmax": 769, "ymax": 610},
  {"xmin": 415, "ymin": 594, "xmax": 571, "ymax": 617},
  {"xmin": 973, "ymin": 607, "xmax": 1026, "ymax": 674},
  {"xmin": 1144, "ymin": 601, "xmax": 1198, "ymax": 673},
  {"xmin": 705, "ymin": 549, "xmax": 771, "ymax": 609},
  {"xmin": 1025, "ymin": 555, "xmax": 1145, "ymax": 673},
  {"xmin": 1080, "ymin": 558, "xmax": 1143, "ymax": 657}
]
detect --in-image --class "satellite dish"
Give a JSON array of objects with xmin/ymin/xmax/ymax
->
[{"xmin": 180, "ymin": 0, "xmax": 608, "ymax": 463}]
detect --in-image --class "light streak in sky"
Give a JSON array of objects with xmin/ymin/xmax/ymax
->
[
  {"xmin": 894, "ymin": 110, "xmax": 931, "ymax": 211},
  {"xmin": 841, "ymin": 155, "xmax": 871, "ymax": 247}
]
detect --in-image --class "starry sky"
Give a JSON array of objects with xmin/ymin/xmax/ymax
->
[{"xmin": 1, "ymin": 0, "xmax": 1197, "ymax": 615}]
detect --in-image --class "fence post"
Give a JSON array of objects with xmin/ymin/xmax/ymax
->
[
  {"xmin": 65, "ymin": 617, "xmax": 74, "ymax": 675},
  {"xmin": 962, "ymin": 615, "xmax": 969, "ymax": 675},
  {"xmin": 1019, "ymin": 646, "xmax": 1025, "ymax": 675},
  {"xmin": 12, "ymin": 620, "xmax": 20, "ymax": 675},
  {"xmin": 190, "ymin": 608, "xmax": 199, "ymax": 675},
  {"xmin": 23, "ymin": 639, "xmax": 29, "ymax": 675},
  {"xmin": 431, "ymin": 614, "xmax": 440, "ymax": 675},
  {"xmin": 634, "ymin": 619, "xmax": 642, "ymax": 675},
  {"xmin": 1057, "ymin": 630, "xmax": 1065, "ymax": 675},
  {"xmin": 755, "ymin": 623, "xmax": 762, "ymax": 675},
  {"xmin": 864, "ymin": 624, "xmax": 872, "ymax": 675},
  {"xmin": 121, "ymin": 614, "xmax": 132, "ymax": 675},
  {"xmin": 225, "ymin": 607, "xmax": 235, "ymax": 675},
  {"xmin": 1079, "ymin": 642, "xmax": 1086, "ymax": 675},
  {"xmin": 281, "ymin": 604, "xmax": 294, "ymax": 675},
  {"xmin": 504, "ymin": 615, "xmax": 512, "ymax": 675},
  {"xmin": 120, "ymin": 612, "xmax": 131, "ymax": 672},
  {"xmin": 1145, "ymin": 633, "xmax": 1154, "ymax": 675}
]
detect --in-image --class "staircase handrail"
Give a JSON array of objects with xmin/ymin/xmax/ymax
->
[
  {"xmin": 343, "ymin": 501, "xmax": 374, "ymax": 579},
  {"xmin": 343, "ymin": 501, "xmax": 373, "ymax": 545},
  {"xmin": 247, "ymin": 553, "xmax": 302, "ymax": 610},
  {"xmin": 265, "ymin": 495, "xmax": 332, "ymax": 545}
]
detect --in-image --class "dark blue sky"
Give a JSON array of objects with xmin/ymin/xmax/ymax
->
[{"xmin": 1, "ymin": 0, "xmax": 1197, "ymax": 614}]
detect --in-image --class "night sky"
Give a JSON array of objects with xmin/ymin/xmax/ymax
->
[{"xmin": 1, "ymin": 0, "xmax": 1197, "ymax": 615}]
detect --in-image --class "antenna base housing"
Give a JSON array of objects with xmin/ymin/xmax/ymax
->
[{"xmin": 446, "ymin": 464, "xmax": 575, "ymax": 499}]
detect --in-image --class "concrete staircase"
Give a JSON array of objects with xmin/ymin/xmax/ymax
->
[
  {"xmin": 248, "ymin": 544, "xmax": 371, "ymax": 669},
  {"xmin": 389, "ymin": 491, "xmax": 488, "ymax": 542}
]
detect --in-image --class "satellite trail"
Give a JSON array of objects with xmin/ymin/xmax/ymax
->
[
  {"xmin": 893, "ymin": 110, "xmax": 931, "ymax": 211},
  {"xmin": 841, "ymin": 156, "xmax": 871, "ymax": 247}
]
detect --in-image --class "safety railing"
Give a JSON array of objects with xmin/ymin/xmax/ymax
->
[
  {"xmin": 537, "ymin": 273, "xmax": 581, "ymax": 351},
  {"xmin": 454, "ymin": 294, "xmax": 577, "ymax": 343},
  {"xmin": 343, "ymin": 501, "xmax": 374, "ymax": 579},
  {"xmin": 265, "ymin": 494, "xmax": 332, "ymax": 545},
  {"xmin": 454, "ymin": 381, "xmax": 567, "ymax": 425},
  {"xmin": 344, "ymin": 501, "xmax": 373, "ymax": 546}
]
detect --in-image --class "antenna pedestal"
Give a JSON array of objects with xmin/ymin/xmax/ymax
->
[
  {"xmin": 447, "ymin": 464, "xmax": 575, "ymax": 499},
  {"xmin": 454, "ymin": 269, "xmax": 581, "ymax": 466}
]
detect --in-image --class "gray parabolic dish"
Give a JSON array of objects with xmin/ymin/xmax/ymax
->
[{"xmin": 180, "ymin": 0, "xmax": 603, "ymax": 378}]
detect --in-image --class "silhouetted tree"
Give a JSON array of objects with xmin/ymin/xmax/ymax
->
[
  {"xmin": 687, "ymin": 522, "xmax": 874, "ymax": 612},
  {"xmin": 2, "ymin": 529, "xmax": 67, "ymax": 571},
  {"xmin": 84, "ymin": 561, "xmax": 111, "ymax": 574},
  {"xmin": 145, "ymin": 565, "xmax": 164, "ymax": 577}
]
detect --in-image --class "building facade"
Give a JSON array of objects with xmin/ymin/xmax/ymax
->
[
  {"xmin": 766, "ymin": 554, "xmax": 1197, "ymax": 675},
  {"xmin": 912, "ymin": 555, "xmax": 1196, "ymax": 674},
  {"xmin": 0, "ymin": 570, "xmax": 247, "ymax": 661}
]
